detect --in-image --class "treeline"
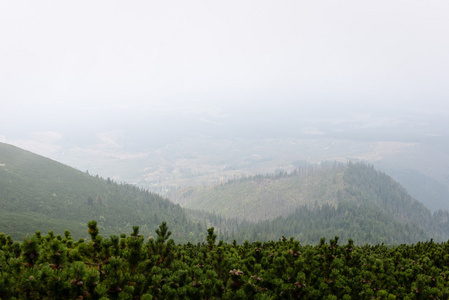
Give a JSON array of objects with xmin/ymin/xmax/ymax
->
[
  {"xmin": 223, "ymin": 161, "xmax": 345, "ymax": 185},
  {"xmin": 1, "ymin": 221, "xmax": 449, "ymax": 299}
]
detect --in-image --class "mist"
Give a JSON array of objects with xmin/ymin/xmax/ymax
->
[{"xmin": 2, "ymin": 1, "xmax": 449, "ymax": 210}]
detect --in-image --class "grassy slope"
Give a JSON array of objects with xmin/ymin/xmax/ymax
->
[{"xmin": 174, "ymin": 166, "xmax": 346, "ymax": 222}]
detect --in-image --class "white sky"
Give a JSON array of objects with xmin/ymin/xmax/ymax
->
[{"xmin": 1, "ymin": 1, "xmax": 449, "ymax": 135}]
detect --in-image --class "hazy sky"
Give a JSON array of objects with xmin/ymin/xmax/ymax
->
[{"xmin": 1, "ymin": 1, "xmax": 449, "ymax": 146}]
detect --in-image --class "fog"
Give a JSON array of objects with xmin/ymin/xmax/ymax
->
[{"xmin": 2, "ymin": 1, "xmax": 449, "ymax": 210}]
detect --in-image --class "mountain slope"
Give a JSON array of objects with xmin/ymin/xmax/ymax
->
[
  {"xmin": 174, "ymin": 162, "xmax": 449, "ymax": 244},
  {"xmin": 0, "ymin": 142, "xmax": 203, "ymax": 241}
]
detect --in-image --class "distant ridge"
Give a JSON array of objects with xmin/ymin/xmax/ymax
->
[{"xmin": 172, "ymin": 162, "xmax": 345, "ymax": 222}]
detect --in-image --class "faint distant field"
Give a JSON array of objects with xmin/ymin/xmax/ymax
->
[{"xmin": 65, "ymin": 137, "xmax": 414, "ymax": 192}]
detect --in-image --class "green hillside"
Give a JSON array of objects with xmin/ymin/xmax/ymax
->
[
  {"xmin": 171, "ymin": 163, "xmax": 344, "ymax": 222},
  {"xmin": 0, "ymin": 142, "xmax": 204, "ymax": 241},
  {"xmin": 174, "ymin": 163, "xmax": 449, "ymax": 244}
]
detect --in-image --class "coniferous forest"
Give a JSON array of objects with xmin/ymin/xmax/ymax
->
[{"xmin": 2, "ymin": 221, "xmax": 449, "ymax": 299}]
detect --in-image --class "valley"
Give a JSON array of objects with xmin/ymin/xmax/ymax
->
[{"xmin": 44, "ymin": 135, "xmax": 449, "ymax": 213}]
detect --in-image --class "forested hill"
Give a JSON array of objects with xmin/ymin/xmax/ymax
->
[
  {"xmin": 173, "ymin": 163, "xmax": 449, "ymax": 244},
  {"xmin": 171, "ymin": 162, "xmax": 428, "ymax": 222},
  {"xmin": 0, "ymin": 142, "xmax": 204, "ymax": 241},
  {"xmin": 171, "ymin": 163, "xmax": 346, "ymax": 222}
]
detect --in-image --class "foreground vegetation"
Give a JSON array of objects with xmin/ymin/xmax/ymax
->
[{"xmin": 1, "ymin": 221, "xmax": 449, "ymax": 299}]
